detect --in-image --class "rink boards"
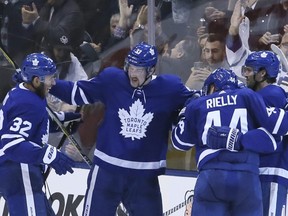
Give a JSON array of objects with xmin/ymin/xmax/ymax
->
[{"xmin": 0, "ymin": 168, "xmax": 197, "ymax": 216}]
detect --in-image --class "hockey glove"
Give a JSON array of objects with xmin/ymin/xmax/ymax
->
[
  {"xmin": 185, "ymin": 90, "xmax": 203, "ymax": 106},
  {"xmin": 41, "ymin": 144, "xmax": 75, "ymax": 175},
  {"xmin": 206, "ymin": 126, "xmax": 243, "ymax": 151}
]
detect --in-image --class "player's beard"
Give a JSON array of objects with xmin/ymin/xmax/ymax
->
[
  {"xmin": 34, "ymin": 82, "xmax": 46, "ymax": 99},
  {"xmin": 246, "ymin": 75, "xmax": 257, "ymax": 90}
]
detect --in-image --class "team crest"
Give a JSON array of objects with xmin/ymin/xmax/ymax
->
[
  {"xmin": 60, "ymin": 35, "xmax": 69, "ymax": 45},
  {"xmin": 260, "ymin": 52, "xmax": 268, "ymax": 58},
  {"xmin": 41, "ymin": 120, "xmax": 49, "ymax": 145},
  {"xmin": 32, "ymin": 58, "xmax": 39, "ymax": 66},
  {"xmin": 118, "ymin": 99, "xmax": 154, "ymax": 140}
]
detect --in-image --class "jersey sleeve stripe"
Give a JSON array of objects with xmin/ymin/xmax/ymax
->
[
  {"xmin": 71, "ymin": 82, "xmax": 89, "ymax": 105},
  {"xmin": 171, "ymin": 128, "xmax": 194, "ymax": 150},
  {"xmin": 272, "ymin": 109, "xmax": 285, "ymax": 134},
  {"xmin": 0, "ymin": 137, "xmax": 25, "ymax": 156},
  {"xmin": 258, "ymin": 127, "xmax": 277, "ymax": 150}
]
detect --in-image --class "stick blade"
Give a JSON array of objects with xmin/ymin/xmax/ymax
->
[{"xmin": 271, "ymin": 44, "xmax": 288, "ymax": 72}]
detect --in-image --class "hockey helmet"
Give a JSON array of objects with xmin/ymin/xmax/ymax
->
[
  {"xmin": 125, "ymin": 41, "xmax": 158, "ymax": 70},
  {"xmin": 243, "ymin": 51, "xmax": 280, "ymax": 78},
  {"xmin": 21, "ymin": 53, "xmax": 56, "ymax": 82},
  {"xmin": 203, "ymin": 67, "xmax": 239, "ymax": 95}
]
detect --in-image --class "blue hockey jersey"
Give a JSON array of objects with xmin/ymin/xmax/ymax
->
[
  {"xmin": 172, "ymin": 87, "xmax": 288, "ymax": 173},
  {"xmin": 0, "ymin": 83, "xmax": 49, "ymax": 164},
  {"xmin": 50, "ymin": 67, "xmax": 193, "ymax": 176},
  {"xmin": 257, "ymin": 84, "xmax": 288, "ymax": 186}
]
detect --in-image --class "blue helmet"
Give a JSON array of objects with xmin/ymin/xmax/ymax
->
[
  {"xmin": 126, "ymin": 41, "xmax": 158, "ymax": 69},
  {"xmin": 203, "ymin": 67, "xmax": 239, "ymax": 95},
  {"xmin": 244, "ymin": 51, "xmax": 280, "ymax": 78},
  {"xmin": 21, "ymin": 53, "xmax": 56, "ymax": 82}
]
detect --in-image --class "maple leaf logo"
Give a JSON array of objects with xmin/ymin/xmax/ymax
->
[
  {"xmin": 42, "ymin": 119, "xmax": 49, "ymax": 144},
  {"xmin": 118, "ymin": 99, "xmax": 154, "ymax": 140},
  {"xmin": 32, "ymin": 58, "xmax": 39, "ymax": 66}
]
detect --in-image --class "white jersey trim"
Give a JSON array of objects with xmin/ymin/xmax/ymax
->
[
  {"xmin": 21, "ymin": 163, "xmax": 36, "ymax": 216},
  {"xmin": 0, "ymin": 135, "xmax": 25, "ymax": 156},
  {"xmin": 72, "ymin": 82, "xmax": 89, "ymax": 105},
  {"xmin": 260, "ymin": 167, "xmax": 288, "ymax": 179},
  {"xmin": 83, "ymin": 165, "xmax": 99, "ymax": 216},
  {"xmin": 273, "ymin": 109, "xmax": 285, "ymax": 134}
]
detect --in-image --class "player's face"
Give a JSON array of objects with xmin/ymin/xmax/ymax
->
[
  {"xmin": 241, "ymin": 66, "xmax": 263, "ymax": 89},
  {"xmin": 127, "ymin": 65, "xmax": 147, "ymax": 88},
  {"xmin": 36, "ymin": 74, "xmax": 56, "ymax": 98}
]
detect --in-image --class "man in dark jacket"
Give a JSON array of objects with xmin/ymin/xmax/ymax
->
[{"xmin": 21, "ymin": 0, "xmax": 85, "ymax": 57}]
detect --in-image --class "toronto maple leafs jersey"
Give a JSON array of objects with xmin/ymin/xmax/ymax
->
[
  {"xmin": 257, "ymin": 84, "xmax": 288, "ymax": 186},
  {"xmin": 0, "ymin": 83, "xmax": 49, "ymax": 164},
  {"xmin": 172, "ymin": 87, "xmax": 288, "ymax": 173},
  {"xmin": 50, "ymin": 67, "xmax": 193, "ymax": 176}
]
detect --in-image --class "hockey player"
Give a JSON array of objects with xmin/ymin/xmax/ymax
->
[
  {"xmin": 49, "ymin": 41, "xmax": 196, "ymax": 215},
  {"xmin": 0, "ymin": 53, "xmax": 75, "ymax": 216},
  {"xmin": 172, "ymin": 67, "xmax": 288, "ymax": 216},
  {"xmin": 207, "ymin": 51, "xmax": 288, "ymax": 216}
]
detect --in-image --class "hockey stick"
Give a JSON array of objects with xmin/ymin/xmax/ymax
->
[
  {"xmin": 46, "ymin": 107, "xmax": 92, "ymax": 166},
  {"xmin": 0, "ymin": 46, "xmax": 92, "ymax": 168},
  {"xmin": 271, "ymin": 44, "xmax": 288, "ymax": 72},
  {"xmin": 56, "ymin": 105, "xmax": 82, "ymax": 151}
]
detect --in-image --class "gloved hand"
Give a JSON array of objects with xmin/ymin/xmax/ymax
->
[
  {"xmin": 41, "ymin": 144, "xmax": 75, "ymax": 175},
  {"xmin": 206, "ymin": 126, "xmax": 243, "ymax": 151},
  {"xmin": 185, "ymin": 90, "xmax": 203, "ymax": 106}
]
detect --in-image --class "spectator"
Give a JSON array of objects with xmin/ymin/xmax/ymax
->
[
  {"xmin": 159, "ymin": 35, "xmax": 198, "ymax": 83},
  {"xmin": 186, "ymin": 33, "xmax": 228, "ymax": 90},
  {"xmin": 198, "ymin": 33, "xmax": 209, "ymax": 61},
  {"xmin": 49, "ymin": 41, "xmax": 197, "ymax": 215},
  {"xmin": 21, "ymin": 0, "xmax": 85, "ymax": 57},
  {"xmin": 238, "ymin": 0, "xmax": 281, "ymax": 51},
  {"xmin": 226, "ymin": 0, "xmax": 283, "ymax": 80},
  {"xmin": 75, "ymin": 0, "xmax": 112, "ymax": 50},
  {"xmin": 129, "ymin": 4, "xmax": 168, "ymax": 55},
  {"xmin": 196, "ymin": 1, "xmax": 230, "ymax": 38},
  {"xmin": 225, "ymin": 0, "xmax": 252, "ymax": 79},
  {"xmin": 171, "ymin": 0, "xmax": 192, "ymax": 25},
  {"xmin": 0, "ymin": 0, "xmax": 45, "ymax": 65},
  {"xmin": 44, "ymin": 33, "xmax": 88, "ymax": 162},
  {"xmin": 103, "ymin": 0, "xmax": 136, "ymax": 51},
  {"xmin": 263, "ymin": 0, "xmax": 288, "ymax": 37},
  {"xmin": 110, "ymin": 13, "xmax": 121, "ymax": 36}
]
